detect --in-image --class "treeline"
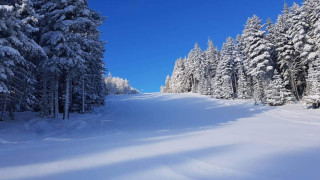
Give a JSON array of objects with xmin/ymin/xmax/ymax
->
[
  {"xmin": 0, "ymin": 0, "xmax": 106, "ymax": 120},
  {"xmin": 105, "ymin": 73, "xmax": 140, "ymax": 95},
  {"xmin": 161, "ymin": 0, "xmax": 320, "ymax": 108}
]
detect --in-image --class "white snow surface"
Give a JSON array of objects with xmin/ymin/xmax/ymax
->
[{"xmin": 1, "ymin": 93, "xmax": 320, "ymax": 180}]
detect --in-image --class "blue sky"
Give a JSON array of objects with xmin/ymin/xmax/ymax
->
[{"xmin": 87, "ymin": 0, "xmax": 304, "ymax": 93}]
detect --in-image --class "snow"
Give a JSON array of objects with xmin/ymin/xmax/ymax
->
[
  {"xmin": 1, "ymin": 93, "xmax": 320, "ymax": 180},
  {"xmin": 0, "ymin": 5, "xmax": 13, "ymax": 12}
]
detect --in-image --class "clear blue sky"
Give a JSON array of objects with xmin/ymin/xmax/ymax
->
[{"xmin": 87, "ymin": 0, "xmax": 303, "ymax": 93}]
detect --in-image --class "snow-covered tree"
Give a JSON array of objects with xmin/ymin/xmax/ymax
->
[
  {"xmin": 288, "ymin": 3, "xmax": 310, "ymax": 61},
  {"xmin": 185, "ymin": 43, "xmax": 204, "ymax": 93},
  {"xmin": 0, "ymin": 4, "xmax": 23, "ymax": 120},
  {"xmin": 241, "ymin": 15, "xmax": 273, "ymax": 103},
  {"xmin": 0, "ymin": 1, "xmax": 45, "ymax": 120},
  {"xmin": 204, "ymin": 39, "xmax": 219, "ymax": 79},
  {"xmin": 105, "ymin": 73, "xmax": 139, "ymax": 95},
  {"xmin": 161, "ymin": 75, "xmax": 172, "ymax": 93},
  {"xmin": 237, "ymin": 66, "xmax": 251, "ymax": 99},
  {"xmin": 198, "ymin": 38, "xmax": 220, "ymax": 95},
  {"xmin": 266, "ymin": 70, "xmax": 292, "ymax": 106},
  {"xmin": 304, "ymin": 58, "xmax": 320, "ymax": 108},
  {"xmin": 37, "ymin": 0, "xmax": 106, "ymax": 118},
  {"xmin": 302, "ymin": 0, "xmax": 320, "ymax": 108},
  {"xmin": 15, "ymin": 0, "xmax": 47, "ymax": 115},
  {"xmin": 169, "ymin": 58, "xmax": 189, "ymax": 93},
  {"xmin": 242, "ymin": 15, "xmax": 273, "ymax": 78},
  {"xmin": 212, "ymin": 37, "xmax": 236, "ymax": 99},
  {"xmin": 161, "ymin": 1, "xmax": 320, "ymax": 108},
  {"xmin": 303, "ymin": 0, "xmax": 320, "ymax": 99},
  {"xmin": 269, "ymin": 4, "xmax": 300, "ymax": 101},
  {"xmin": 306, "ymin": 60, "xmax": 320, "ymax": 94}
]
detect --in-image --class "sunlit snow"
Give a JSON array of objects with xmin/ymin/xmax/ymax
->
[{"xmin": 0, "ymin": 93, "xmax": 320, "ymax": 180}]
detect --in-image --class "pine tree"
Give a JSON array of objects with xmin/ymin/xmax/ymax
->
[
  {"xmin": 212, "ymin": 37, "xmax": 236, "ymax": 99},
  {"xmin": 265, "ymin": 3, "xmax": 302, "ymax": 102},
  {"xmin": 161, "ymin": 75, "xmax": 171, "ymax": 93},
  {"xmin": 306, "ymin": 59, "xmax": 320, "ymax": 96},
  {"xmin": 185, "ymin": 43, "xmax": 203, "ymax": 93},
  {"xmin": 0, "ymin": 1, "xmax": 44, "ymax": 120},
  {"xmin": 199, "ymin": 38, "xmax": 220, "ymax": 95},
  {"xmin": 237, "ymin": 66, "xmax": 251, "ymax": 99},
  {"xmin": 303, "ymin": 0, "xmax": 320, "ymax": 100},
  {"xmin": 37, "ymin": 0, "xmax": 106, "ymax": 118},
  {"xmin": 266, "ymin": 70, "xmax": 290, "ymax": 106},
  {"xmin": 303, "ymin": 0, "xmax": 320, "ymax": 108},
  {"xmin": 0, "ymin": 4, "xmax": 24, "ymax": 120},
  {"xmin": 242, "ymin": 15, "xmax": 273, "ymax": 78},
  {"xmin": 170, "ymin": 58, "xmax": 189, "ymax": 93},
  {"xmin": 15, "ymin": 0, "xmax": 47, "ymax": 114},
  {"xmin": 105, "ymin": 73, "xmax": 139, "ymax": 95},
  {"xmin": 205, "ymin": 38, "xmax": 219, "ymax": 79},
  {"xmin": 161, "ymin": 1, "xmax": 320, "ymax": 107},
  {"xmin": 241, "ymin": 15, "xmax": 273, "ymax": 103}
]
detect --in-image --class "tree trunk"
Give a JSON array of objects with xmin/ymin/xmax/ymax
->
[
  {"xmin": 1, "ymin": 96, "xmax": 8, "ymax": 121},
  {"xmin": 291, "ymin": 76, "xmax": 300, "ymax": 101},
  {"xmin": 50, "ymin": 82, "xmax": 54, "ymax": 117},
  {"xmin": 42, "ymin": 79, "xmax": 47, "ymax": 117},
  {"xmin": 64, "ymin": 74, "xmax": 70, "ymax": 120},
  {"xmin": 9, "ymin": 104, "xmax": 14, "ymax": 120},
  {"xmin": 69, "ymin": 79, "xmax": 72, "ymax": 119},
  {"xmin": 82, "ymin": 77, "xmax": 85, "ymax": 114},
  {"xmin": 54, "ymin": 76, "xmax": 59, "ymax": 119},
  {"xmin": 231, "ymin": 73, "xmax": 237, "ymax": 99}
]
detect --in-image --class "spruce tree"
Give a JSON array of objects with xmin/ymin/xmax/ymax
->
[
  {"xmin": 0, "ymin": 1, "xmax": 44, "ymax": 120},
  {"xmin": 266, "ymin": 70, "xmax": 290, "ymax": 106},
  {"xmin": 271, "ymin": 5, "xmax": 300, "ymax": 101},
  {"xmin": 170, "ymin": 58, "xmax": 188, "ymax": 93},
  {"xmin": 241, "ymin": 15, "xmax": 273, "ymax": 103},
  {"xmin": 37, "ymin": 0, "xmax": 105, "ymax": 118},
  {"xmin": 212, "ymin": 37, "xmax": 236, "ymax": 99},
  {"xmin": 237, "ymin": 66, "xmax": 251, "ymax": 99},
  {"xmin": 185, "ymin": 43, "xmax": 203, "ymax": 93}
]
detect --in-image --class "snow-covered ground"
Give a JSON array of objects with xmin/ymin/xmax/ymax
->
[{"xmin": 1, "ymin": 93, "xmax": 320, "ymax": 180}]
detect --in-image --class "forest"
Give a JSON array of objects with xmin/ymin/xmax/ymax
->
[
  {"xmin": 161, "ymin": 1, "xmax": 320, "ymax": 108},
  {"xmin": 0, "ymin": 0, "xmax": 106, "ymax": 120}
]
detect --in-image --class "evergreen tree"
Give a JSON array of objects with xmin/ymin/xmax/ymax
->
[
  {"xmin": 0, "ymin": 1, "xmax": 44, "ymax": 120},
  {"xmin": 199, "ymin": 38, "xmax": 220, "ymax": 95},
  {"xmin": 161, "ymin": 1, "xmax": 320, "ymax": 108},
  {"xmin": 0, "ymin": 4, "xmax": 24, "ymax": 120},
  {"xmin": 37, "ymin": 0, "xmax": 106, "ymax": 118},
  {"xmin": 105, "ymin": 73, "xmax": 139, "ymax": 95},
  {"xmin": 306, "ymin": 59, "xmax": 320, "ymax": 97},
  {"xmin": 270, "ymin": 4, "xmax": 300, "ymax": 101},
  {"xmin": 170, "ymin": 58, "xmax": 188, "ymax": 93},
  {"xmin": 242, "ymin": 15, "xmax": 273, "ymax": 78},
  {"xmin": 205, "ymin": 38, "xmax": 219, "ymax": 79},
  {"xmin": 185, "ymin": 43, "xmax": 203, "ymax": 93},
  {"xmin": 237, "ymin": 66, "xmax": 251, "ymax": 99},
  {"xmin": 212, "ymin": 37, "xmax": 236, "ymax": 99},
  {"xmin": 15, "ymin": 0, "xmax": 47, "ymax": 114},
  {"xmin": 304, "ymin": 0, "xmax": 320, "ymax": 98},
  {"xmin": 161, "ymin": 75, "xmax": 171, "ymax": 93},
  {"xmin": 241, "ymin": 15, "xmax": 273, "ymax": 103},
  {"xmin": 266, "ymin": 70, "xmax": 291, "ymax": 106}
]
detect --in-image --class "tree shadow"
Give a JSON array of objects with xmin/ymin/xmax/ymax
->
[
  {"xmin": 19, "ymin": 144, "xmax": 242, "ymax": 180},
  {"xmin": 244, "ymin": 147, "xmax": 320, "ymax": 180}
]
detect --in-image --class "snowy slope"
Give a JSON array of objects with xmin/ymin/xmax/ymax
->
[{"xmin": 0, "ymin": 93, "xmax": 320, "ymax": 180}]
